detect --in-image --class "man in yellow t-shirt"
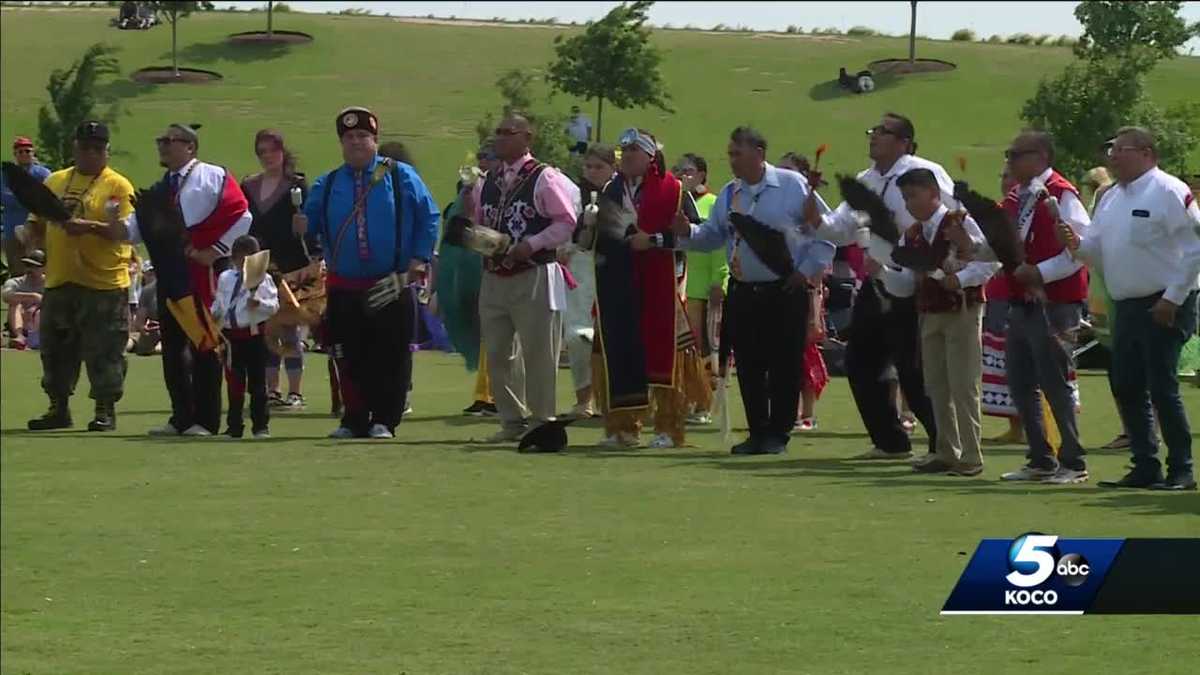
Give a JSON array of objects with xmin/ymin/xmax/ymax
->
[{"xmin": 25, "ymin": 120, "xmax": 134, "ymax": 433}]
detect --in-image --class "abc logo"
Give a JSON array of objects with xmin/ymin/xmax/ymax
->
[{"xmin": 1003, "ymin": 534, "xmax": 1091, "ymax": 605}]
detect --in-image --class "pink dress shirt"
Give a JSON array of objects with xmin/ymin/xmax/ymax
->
[{"xmin": 471, "ymin": 153, "xmax": 579, "ymax": 253}]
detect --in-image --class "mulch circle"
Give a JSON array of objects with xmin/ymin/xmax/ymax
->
[
  {"xmin": 228, "ymin": 30, "xmax": 314, "ymax": 44},
  {"xmin": 131, "ymin": 67, "xmax": 223, "ymax": 84},
  {"xmin": 868, "ymin": 58, "xmax": 957, "ymax": 75}
]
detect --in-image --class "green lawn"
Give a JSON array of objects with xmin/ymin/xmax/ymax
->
[
  {"xmin": 1, "ymin": 7, "xmax": 1198, "ymax": 209},
  {"xmin": 2, "ymin": 349, "xmax": 1198, "ymax": 674}
]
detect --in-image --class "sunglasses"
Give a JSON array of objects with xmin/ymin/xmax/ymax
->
[
  {"xmin": 1003, "ymin": 148, "xmax": 1038, "ymax": 160},
  {"xmin": 866, "ymin": 126, "xmax": 900, "ymax": 137},
  {"xmin": 155, "ymin": 136, "xmax": 189, "ymax": 146},
  {"xmin": 493, "ymin": 127, "xmax": 522, "ymax": 137}
]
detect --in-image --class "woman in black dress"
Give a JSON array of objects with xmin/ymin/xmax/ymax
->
[{"xmin": 243, "ymin": 129, "xmax": 315, "ymax": 410}]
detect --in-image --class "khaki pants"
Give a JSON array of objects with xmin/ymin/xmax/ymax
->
[
  {"xmin": 920, "ymin": 303, "xmax": 984, "ymax": 466},
  {"xmin": 480, "ymin": 266, "xmax": 561, "ymax": 429}
]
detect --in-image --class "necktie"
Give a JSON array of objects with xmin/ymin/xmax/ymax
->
[
  {"xmin": 169, "ymin": 172, "xmax": 180, "ymax": 199},
  {"xmin": 228, "ymin": 273, "xmax": 243, "ymax": 328}
]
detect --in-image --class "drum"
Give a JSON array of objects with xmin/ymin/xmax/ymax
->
[{"xmin": 264, "ymin": 261, "xmax": 326, "ymax": 357}]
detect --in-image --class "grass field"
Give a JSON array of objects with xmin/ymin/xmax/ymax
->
[
  {"xmin": 1, "ymin": 7, "xmax": 1198, "ymax": 208},
  {"xmin": 2, "ymin": 348, "xmax": 1199, "ymax": 674},
  {"xmin": 3, "ymin": 7, "xmax": 1200, "ymax": 674}
]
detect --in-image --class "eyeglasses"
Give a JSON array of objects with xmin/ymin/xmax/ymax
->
[
  {"xmin": 618, "ymin": 128, "xmax": 641, "ymax": 147},
  {"xmin": 493, "ymin": 127, "xmax": 522, "ymax": 137},
  {"xmin": 155, "ymin": 136, "xmax": 189, "ymax": 146},
  {"xmin": 866, "ymin": 126, "xmax": 900, "ymax": 137},
  {"xmin": 1105, "ymin": 144, "xmax": 1146, "ymax": 158},
  {"xmin": 1003, "ymin": 148, "xmax": 1038, "ymax": 160}
]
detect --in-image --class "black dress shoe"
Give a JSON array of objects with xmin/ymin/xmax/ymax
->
[
  {"xmin": 28, "ymin": 399, "xmax": 72, "ymax": 431},
  {"xmin": 1097, "ymin": 470, "xmax": 1164, "ymax": 489},
  {"xmin": 759, "ymin": 436, "xmax": 789, "ymax": 455},
  {"xmin": 731, "ymin": 437, "xmax": 761, "ymax": 455},
  {"xmin": 1151, "ymin": 474, "xmax": 1198, "ymax": 491}
]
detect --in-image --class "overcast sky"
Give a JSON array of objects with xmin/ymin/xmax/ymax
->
[{"xmin": 218, "ymin": 1, "xmax": 1200, "ymax": 53}]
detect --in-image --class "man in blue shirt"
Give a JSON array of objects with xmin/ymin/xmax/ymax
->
[
  {"xmin": 674, "ymin": 126, "xmax": 836, "ymax": 455},
  {"xmin": 295, "ymin": 107, "xmax": 440, "ymax": 439},
  {"xmin": 2, "ymin": 136, "xmax": 51, "ymax": 277}
]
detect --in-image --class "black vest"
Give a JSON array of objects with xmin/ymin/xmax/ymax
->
[{"xmin": 480, "ymin": 159, "xmax": 554, "ymax": 244}]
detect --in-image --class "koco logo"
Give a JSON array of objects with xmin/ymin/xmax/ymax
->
[{"xmin": 1003, "ymin": 534, "xmax": 1091, "ymax": 606}]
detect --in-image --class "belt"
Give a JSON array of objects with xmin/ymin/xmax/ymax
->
[
  {"xmin": 223, "ymin": 323, "xmax": 267, "ymax": 340},
  {"xmin": 731, "ymin": 278, "xmax": 786, "ymax": 292}
]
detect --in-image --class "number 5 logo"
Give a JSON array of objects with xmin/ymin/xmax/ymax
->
[{"xmin": 1006, "ymin": 535, "xmax": 1058, "ymax": 588}]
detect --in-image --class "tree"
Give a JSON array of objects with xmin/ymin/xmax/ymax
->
[
  {"xmin": 474, "ymin": 69, "xmax": 575, "ymax": 176},
  {"xmin": 1021, "ymin": 40, "xmax": 1200, "ymax": 178},
  {"xmin": 266, "ymin": 0, "xmax": 274, "ymax": 36},
  {"xmin": 908, "ymin": 1, "xmax": 918, "ymax": 64},
  {"xmin": 147, "ymin": 1, "xmax": 214, "ymax": 77},
  {"xmin": 546, "ymin": 0, "xmax": 671, "ymax": 143},
  {"xmin": 1073, "ymin": 1, "xmax": 1200, "ymax": 66},
  {"xmin": 37, "ymin": 43, "xmax": 120, "ymax": 170}
]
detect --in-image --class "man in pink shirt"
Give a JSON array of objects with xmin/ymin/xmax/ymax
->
[{"xmin": 468, "ymin": 113, "xmax": 580, "ymax": 451}]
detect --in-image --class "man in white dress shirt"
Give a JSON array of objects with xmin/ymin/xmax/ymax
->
[
  {"xmin": 1063, "ymin": 126, "xmax": 1200, "ymax": 491},
  {"xmin": 125, "ymin": 123, "xmax": 253, "ymax": 436},
  {"xmin": 809, "ymin": 112, "xmax": 951, "ymax": 462}
]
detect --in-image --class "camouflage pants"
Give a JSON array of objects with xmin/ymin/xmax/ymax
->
[{"xmin": 40, "ymin": 284, "xmax": 129, "ymax": 402}]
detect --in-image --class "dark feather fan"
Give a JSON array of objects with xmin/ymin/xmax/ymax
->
[
  {"xmin": 1, "ymin": 161, "xmax": 70, "ymax": 222},
  {"xmin": 728, "ymin": 211, "xmax": 794, "ymax": 279},
  {"xmin": 838, "ymin": 174, "xmax": 898, "ymax": 244},
  {"xmin": 891, "ymin": 239, "xmax": 951, "ymax": 272},
  {"xmin": 133, "ymin": 185, "xmax": 192, "ymax": 299},
  {"xmin": 953, "ymin": 180, "xmax": 1024, "ymax": 270}
]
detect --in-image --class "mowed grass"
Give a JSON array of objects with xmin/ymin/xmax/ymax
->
[
  {"xmin": 2, "ymin": 348, "xmax": 1199, "ymax": 674},
  {"xmin": 1, "ymin": 7, "xmax": 1198, "ymax": 208}
]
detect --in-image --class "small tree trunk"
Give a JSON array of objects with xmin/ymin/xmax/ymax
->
[
  {"xmin": 908, "ymin": 1, "xmax": 917, "ymax": 65},
  {"xmin": 267, "ymin": 1, "xmax": 274, "ymax": 37},
  {"xmin": 171, "ymin": 14, "xmax": 180, "ymax": 77},
  {"xmin": 596, "ymin": 98, "xmax": 604, "ymax": 144}
]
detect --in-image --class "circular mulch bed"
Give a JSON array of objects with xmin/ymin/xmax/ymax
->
[
  {"xmin": 868, "ymin": 58, "xmax": 957, "ymax": 75},
  {"xmin": 132, "ymin": 67, "xmax": 223, "ymax": 84},
  {"xmin": 228, "ymin": 30, "xmax": 314, "ymax": 44}
]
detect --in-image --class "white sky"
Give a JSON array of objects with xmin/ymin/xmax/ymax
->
[{"xmin": 217, "ymin": 1, "xmax": 1200, "ymax": 53}]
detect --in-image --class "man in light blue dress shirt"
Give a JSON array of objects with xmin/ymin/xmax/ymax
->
[{"xmin": 674, "ymin": 126, "xmax": 835, "ymax": 455}]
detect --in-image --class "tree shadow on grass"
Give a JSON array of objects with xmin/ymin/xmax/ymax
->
[
  {"xmin": 159, "ymin": 39, "xmax": 292, "ymax": 66},
  {"xmin": 807, "ymin": 72, "xmax": 900, "ymax": 102},
  {"xmin": 1080, "ymin": 491, "xmax": 1200, "ymax": 518}
]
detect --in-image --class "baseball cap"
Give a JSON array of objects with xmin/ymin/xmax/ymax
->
[
  {"xmin": 12, "ymin": 136, "xmax": 33, "ymax": 150},
  {"xmin": 20, "ymin": 249, "xmax": 46, "ymax": 268},
  {"xmin": 75, "ymin": 120, "xmax": 110, "ymax": 143}
]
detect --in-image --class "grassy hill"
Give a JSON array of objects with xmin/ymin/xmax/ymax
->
[{"xmin": 2, "ymin": 7, "xmax": 1198, "ymax": 205}]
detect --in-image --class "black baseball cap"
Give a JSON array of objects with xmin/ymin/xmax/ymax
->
[{"xmin": 75, "ymin": 120, "xmax": 110, "ymax": 142}]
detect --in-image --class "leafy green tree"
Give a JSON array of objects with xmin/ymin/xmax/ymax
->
[
  {"xmin": 546, "ymin": 1, "xmax": 671, "ymax": 142},
  {"xmin": 1073, "ymin": 0, "xmax": 1200, "ymax": 66},
  {"xmin": 147, "ymin": 1, "xmax": 214, "ymax": 76},
  {"xmin": 475, "ymin": 69, "xmax": 576, "ymax": 176},
  {"xmin": 37, "ymin": 43, "xmax": 120, "ymax": 170}
]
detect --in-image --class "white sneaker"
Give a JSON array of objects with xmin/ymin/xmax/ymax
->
[
  {"xmin": 252, "ymin": 430, "xmax": 271, "ymax": 439},
  {"xmin": 598, "ymin": 433, "xmax": 640, "ymax": 448},
  {"xmin": 568, "ymin": 402, "xmax": 595, "ymax": 419},
  {"xmin": 367, "ymin": 424, "xmax": 393, "ymax": 439},
  {"xmin": 851, "ymin": 447, "xmax": 911, "ymax": 460},
  {"xmin": 328, "ymin": 426, "xmax": 356, "ymax": 439},
  {"xmin": 283, "ymin": 393, "xmax": 305, "ymax": 410},
  {"xmin": 403, "ymin": 403, "xmax": 414, "ymax": 415},
  {"xmin": 687, "ymin": 412, "xmax": 712, "ymax": 425},
  {"xmin": 648, "ymin": 433, "xmax": 676, "ymax": 449},
  {"xmin": 147, "ymin": 423, "xmax": 180, "ymax": 437},
  {"xmin": 181, "ymin": 424, "xmax": 212, "ymax": 437},
  {"xmin": 1000, "ymin": 465, "xmax": 1057, "ymax": 482},
  {"xmin": 1042, "ymin": 467, "xmax": 1089, "ymax": 484}
]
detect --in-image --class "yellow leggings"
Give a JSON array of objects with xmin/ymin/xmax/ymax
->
[{"xmin": 472, "ymin": 349, "xmax": 493, "ymax": 404}]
